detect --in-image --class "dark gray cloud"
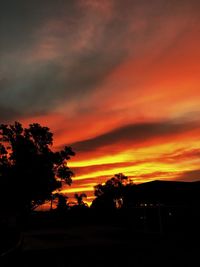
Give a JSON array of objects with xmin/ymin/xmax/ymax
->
[
  {"xmin": 0, "ymin": 106, "xmax": 21, "ymax": 122},
  {"xmin": 71, "ymin": 119, "xmax": 199, "ymax": 152},
  {"xmin": 0, "ymin": 50, "xmax": 124, "ymax": 118},
  {"xmin": 0, "ymin": 0, "xmax": 77, "ymax": 54},
  {"xmin": 0, "ymin": 0, "xmax": 126, "ymax": 120},
  {"xmin": 177, "ymin": 169, "xmax": 200, "ymax": 182}
]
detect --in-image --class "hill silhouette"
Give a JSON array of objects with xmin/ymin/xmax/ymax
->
[{"xmin": 123, "ymin": 180, "xmax": 200, "ymax": 207}]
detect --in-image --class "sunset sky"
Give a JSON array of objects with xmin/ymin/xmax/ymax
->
[{"xmin": 1, "ymin": 0, "xmax": 200, "ymax": 205}]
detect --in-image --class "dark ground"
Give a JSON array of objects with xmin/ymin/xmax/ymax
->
[{"xmin": 1, "ymin": 209, "xmax": 200, "ymax": 267}]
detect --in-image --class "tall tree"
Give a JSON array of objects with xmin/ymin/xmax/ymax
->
[{"xmin": 0, "ymin": 122, "xmax": 75, "ymax": 214}]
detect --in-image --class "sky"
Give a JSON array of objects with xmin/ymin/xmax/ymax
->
[{"xmin": 1, "ymin": 0, "xmax": 200, "ymax": 205}]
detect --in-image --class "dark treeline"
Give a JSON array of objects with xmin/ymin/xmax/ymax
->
[
  {"xmin": 0, "ymin": 122, "xmax": 200, "ymax": 264},
  {"xmin": 1, "ymin": 122, "xmax": 200, "ymax": 218},
  {"xmin": 92, "ymin": 174, "xmax": 200, "ymax": 209},
  {"xmin": 27, "ymin": 176, "xmax": 200, "ymax": 236},
  {"xmin": 1, "ymin": 122, "xmax": 200, "ymax": 267}
]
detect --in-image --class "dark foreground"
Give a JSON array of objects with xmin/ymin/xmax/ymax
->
[
  {"xmin": 1, "ymin": 229, "xmax": 199, "ymax": 267},
  {"xmin": 1, "ymin": 209, "xmax": 200, "ymax": 267}
]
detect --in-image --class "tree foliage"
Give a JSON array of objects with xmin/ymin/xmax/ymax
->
[
  {"xmin": 54, "ymin": 193, "xmax": 68, "ymax": 211},
  {"xmin": 74, "ymin": 193, "xmax": 87, "ymax": 206},
  {"xmin": 0, "ymin": 122, "xmax": 75, "ymax": 214},
  {"xmin": 92, "ymin": 173, "xmax": 133, "ymax": 209}
]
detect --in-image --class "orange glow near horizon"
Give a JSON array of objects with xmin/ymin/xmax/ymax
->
[{"xmin": 60, "ymin": 137, "xmax": 200, "ymax": 205}]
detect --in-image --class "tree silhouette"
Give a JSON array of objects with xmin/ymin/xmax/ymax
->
[
  {"xmin": 74, "ymin": 193, "xmax": 87, "ymax": 206},
  {"xmin": 0, "ymin": 122, "xmax": 75, "ymax": 214},
  {"xmin": 91, "ymin": 173, "xmax": 133, "ymax": 209},
  {"xmin": 54, "ymin": 193, "xmax": 68, "ymax": 211}
]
